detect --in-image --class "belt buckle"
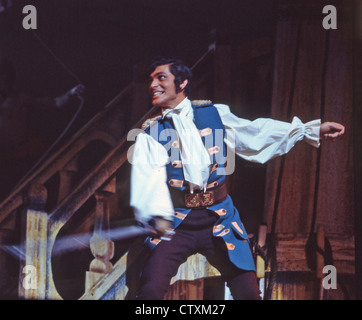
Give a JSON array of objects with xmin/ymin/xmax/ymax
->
[{"xmin": 185, "ymin": 190, "xmax": 214, "ymax": 208}]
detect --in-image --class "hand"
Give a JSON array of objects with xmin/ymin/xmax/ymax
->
[
  {"xmin": 320, "ymin": 122, "xmax": 345, "ymax": 141},
  {"xmin": 149, "ymin": 216, "xmax": 173, "ymax": 238}
]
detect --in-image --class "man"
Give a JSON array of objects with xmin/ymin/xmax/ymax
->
[{"xmin": 129, "ymin": 58, "xmax": 345, "ymax": 300}]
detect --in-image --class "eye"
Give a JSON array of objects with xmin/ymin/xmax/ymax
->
[{"xmin": 158, "ymin": 75, "xmax": 166, "ymax": 80}]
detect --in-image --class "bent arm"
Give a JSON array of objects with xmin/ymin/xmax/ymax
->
[{"xmin": 130, "ymin": 133, "xmax": 174, "ymax": 224}]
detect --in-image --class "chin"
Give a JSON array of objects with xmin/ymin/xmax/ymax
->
[
  {"xmin": 152, "ymin": 100, "xmax": 162, "ymax": 107},
  {"xmin": 152, "ymin": 98, "xmax": 167, "ymax": 108}
]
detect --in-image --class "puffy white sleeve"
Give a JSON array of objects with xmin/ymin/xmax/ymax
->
[
  {"xmin": 129, "ymin": 132, "xmax": 174, "ymax": 223},
  {"xmin": 214, "ymin": 104, "xmax": 321, "ymax": 164}
]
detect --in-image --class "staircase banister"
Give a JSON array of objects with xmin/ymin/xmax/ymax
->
[
  {"xmin": 0, "ymin": 83, "xmax": 136, "ymax": 225},
  {"xmin": 0, "ymin": 129, "xmax": 109, "ymax": 226}
]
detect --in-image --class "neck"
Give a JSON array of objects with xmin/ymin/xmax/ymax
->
[{"xmin": 160, "ymin": 96, "xmax": 188, "ymax": 114}]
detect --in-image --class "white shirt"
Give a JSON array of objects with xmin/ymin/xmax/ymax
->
[{"xmin": 130, "ymin": 98, "xmax": 321, "ymax": 223}]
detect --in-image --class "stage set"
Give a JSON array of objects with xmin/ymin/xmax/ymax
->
[{"xmin": 0, "ymin": 0, "xmax": 360, "ymax": 301}]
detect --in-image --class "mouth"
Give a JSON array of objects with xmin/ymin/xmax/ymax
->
[{"xmin": 152, "ymin": 91, "xmax": 164, "ymax": 98}]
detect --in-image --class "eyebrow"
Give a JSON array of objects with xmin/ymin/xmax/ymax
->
[{"xmin": 150, "ymin": 72, "xmax": 167, "ymax": 78}]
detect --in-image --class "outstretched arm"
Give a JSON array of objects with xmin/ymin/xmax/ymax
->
[
  {"xmin": 215, "ymin": 104, "xmax": 321, "ymax": 164},
  {"xmin": 215, "ymin": 104, "xmax": 345, "ymax": 164}
]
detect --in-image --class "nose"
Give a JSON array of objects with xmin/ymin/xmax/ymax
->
[{"xmin": 150, "ymin": 78, "xmax": 158, "ymax": 89}]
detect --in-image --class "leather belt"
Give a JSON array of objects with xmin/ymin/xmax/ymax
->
[{"xmin": 170, "ymin": 181, "xmax": 227, "ymax": 209}]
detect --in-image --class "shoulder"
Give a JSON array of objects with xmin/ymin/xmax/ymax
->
[
  {"xmin": 191, "ymin": 99, "xmax": 213, "ymax": 108},
  {"xmin": 192, "ymin": 101, "xmax": 232, "ymax": 122},
  {"xmin": 191, "ymin": 100, "xmax": 230, "ymax": 113},
  {"xmin": 213, "ymin": 103, "xmax": 231, "ymax": 114},
  {"xmin": 141, "ymin": 114, "xmax": 162, "ymax": 131}
]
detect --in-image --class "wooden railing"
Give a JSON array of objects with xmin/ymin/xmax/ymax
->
[
  {"xmin": 0, "ymin": 75, "xmax": 152, "ymax": 297},
  {"xmin": 0, "ymin": 83, "xmax": 130, "ymax": 225},
  {"xmin": 17, "ymin": 94, "xmax": 167, "ymax": 299}
]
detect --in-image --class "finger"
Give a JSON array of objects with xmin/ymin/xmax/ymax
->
[
  {"xmin": 326, "ymin": 131, "xmax": 340, "ymax": 138},
  {"xmin": 330, "ymin": 123, "xmax": 345, "ymax": 133},
  {"xmin": 324, "ymin": 132, "xmax": 339, "ymax": 139},
  {"xmin": 334, "ymin": 126, "xmax": 345, "ymax": 136}
]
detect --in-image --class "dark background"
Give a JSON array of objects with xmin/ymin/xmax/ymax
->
[{"xmin": 0, "ymin": 0, "xmax": 274, "ymax": 126}]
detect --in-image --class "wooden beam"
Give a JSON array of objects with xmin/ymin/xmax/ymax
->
[{"xmin": 273, "ymin": 233, "xmax": 354, "ymax": 274}]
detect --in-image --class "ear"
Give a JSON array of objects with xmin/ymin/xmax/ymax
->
[{"xmin": 179, "ymin": 79, "xmax": 188, "ymax": 91}]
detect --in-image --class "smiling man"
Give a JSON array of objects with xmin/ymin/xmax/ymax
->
[
  {"xmin": 129, "ymin": 58, "xmax": 345, "ymax": 300},
  {"xmin": 149, "ymin": 62, "xmax": 191, "ymax": 110}
]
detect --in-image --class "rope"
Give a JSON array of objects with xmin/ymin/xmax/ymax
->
[
  {"xmin": 30, "ymin": 30, "xmax": 83, "ymax": 84},
  {"xmin": 190, "ymin": 45, "xmax": 215, "ymax": 71}
]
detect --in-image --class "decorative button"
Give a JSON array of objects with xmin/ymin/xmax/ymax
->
[
  {"xmin": 169, "ymin": 179, "xmax": 183, "ymax": 188},
  {"xmin": 206, "ymin": 181, "xmax": 218, "ymax": 189},
  {"xmin": 216, "ymin": 229, "xmax": 230, "ymax": 237},
  {"xmin": 232, "ymin": 221, "xmax": 244, "ymax": 234},
  {"xmin": 213, "ymin": 224, "xmax": 224, "ymax": 233},
  {"xmin": 226, "ymin": 242, "xmax": 235, "ymax": 250},
  {"xmin": 199, "ymin": 128, "xmax": 212, "ymax": 136},
  {"xmin": 172, "ymin": 140, "xmax": 180, "ymax": 148},
  {"xmin": 215, "ymin": 208, "xmax": 227, "ymax": 216},
  {"xmin": 172, "ymin": 160, "xmax": 182, "ymax": 168},
  {"xmin": 208, "ymin": 146, "xmax": 220, "ymax": 155}
]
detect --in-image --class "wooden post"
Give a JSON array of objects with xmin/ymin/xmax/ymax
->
[
  {"xmin": 85, "ymin": 178, "xmax": 116, "ymax": 292},
  {"xmin": 57, "ymin": 158, "xmax": 79, "ymax": 203},
  {"xmin": 256, "ymin": 224, "xmax": 268, "ymax": 279},
  {"xmin": 256, "ymin": 224, "xmax": 268, "ymax": 299},
  {"xmin": 19, "ymin": 183, "xmax": 48, "ymax": 299}
]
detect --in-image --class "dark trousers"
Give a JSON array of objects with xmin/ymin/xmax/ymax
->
[{"xmin": 137, "ymin": 208, "xmax": 261, "ymax": 300}]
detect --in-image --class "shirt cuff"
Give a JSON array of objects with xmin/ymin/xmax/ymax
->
[{"xmin": 303, "ymin": 119, "xmax": 321, "ymax": 148}]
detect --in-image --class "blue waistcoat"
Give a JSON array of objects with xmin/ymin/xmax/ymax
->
[{"xmin": 143, "ymin": 103, "xmax": 256, "ymax": 272}]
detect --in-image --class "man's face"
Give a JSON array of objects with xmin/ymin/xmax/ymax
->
[{"xmin": 148, "ymin": 64, "xmax": 187, "ymax": 109}]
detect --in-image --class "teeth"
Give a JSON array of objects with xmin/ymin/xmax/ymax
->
[{"xmin": 153, "ymin": 92, "xmax": 164, "ymax": 96}]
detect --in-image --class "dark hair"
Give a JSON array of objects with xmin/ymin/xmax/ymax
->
[{"xmin": 149, "ymin": 58, "xmax": 192, "ymax": 96}]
